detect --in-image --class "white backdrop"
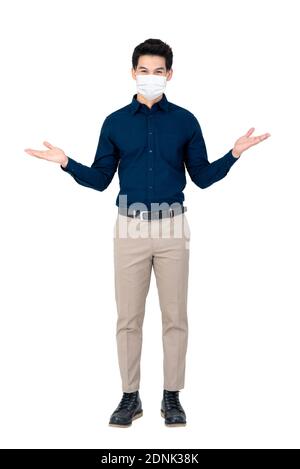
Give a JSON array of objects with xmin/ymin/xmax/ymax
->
[{"xmin": 0, "ymin": 0, "xmax": 299, "ymax": 449}]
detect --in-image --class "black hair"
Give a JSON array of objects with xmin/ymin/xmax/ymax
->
[{"xmin": 132, "ymin": 38, "xmax": 173, "ymax": 71}]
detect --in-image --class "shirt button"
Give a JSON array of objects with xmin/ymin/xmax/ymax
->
[
  {"xmin": 149, "ymin": 131, "xmax": 152, "ymax": 134},
  {"xmin": 149, "ymin": 167, "xmax": 152, "ymax": 171},
  {"xmin": 149, "ymin": 186, "xmax": 152, "ymax": 189},
  {"xmin": 149, "ymin": 149, "xmax": 153, "ymax": 152}
]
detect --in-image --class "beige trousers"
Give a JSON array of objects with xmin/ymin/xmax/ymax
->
[{"xmin": 113, "ymin": 211, "xmax": 191, "ymax": 392}]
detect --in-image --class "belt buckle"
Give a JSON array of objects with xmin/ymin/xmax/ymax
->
[
  {"xmin": 131, "ymin": 209, "xmax": 147, "ymax": 220},
  {"xmin": 139, "ymin": 210, "xmax": 148, "ymax": 220}
]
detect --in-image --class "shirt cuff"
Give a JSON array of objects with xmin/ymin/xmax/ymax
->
[
  {"xmin": 226, "ymin": 149, "xmax": 240, "ymax": 166},
  {"xmin": 60, "ymin": 156, "xmax": 77, "ymax": 173}
]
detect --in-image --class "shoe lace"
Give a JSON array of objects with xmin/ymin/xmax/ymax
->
[
  {"xmin": 164, "ymin": 391, "xmax": 181, "ymax": 411},
  {"xmin": 117, "ymin": 392, "xmax": 138, "ymax": 411}
]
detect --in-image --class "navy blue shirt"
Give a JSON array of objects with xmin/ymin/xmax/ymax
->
[{"xmin": 61, "ymin": 93, "xmax": 239, "ymax": 209}]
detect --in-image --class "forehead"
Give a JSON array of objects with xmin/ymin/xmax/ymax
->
[{"xmin": 137, "ymin": 55, "xmax": 166, "ymax": 70}]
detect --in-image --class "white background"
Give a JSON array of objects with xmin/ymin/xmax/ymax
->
[{"xmin": 0, "ymin": 0, "xmax": 299, "ymax": 449}]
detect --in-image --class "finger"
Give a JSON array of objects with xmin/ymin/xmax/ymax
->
[
  {"xmin": 24, "ymin": 149, "xmax": 46, "ymax": 158},
  {"xmin": 43, "ymin": 141, "xmax": 55, "ymax": 150},
  {"xmin": 250, "ymin": 134, "xmax": 270, "ymax": 145},
  {"xmin": 245, "ymin": 127, "xmax": 255, "ymax": 137},
  {"xmin": 256, "ymin": 133, "xmax": 271, "ymax": 142}
]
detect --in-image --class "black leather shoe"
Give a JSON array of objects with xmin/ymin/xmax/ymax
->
[
  {"xmin": 109, "ymin": 390, "xmax": 143, "ymax": 427},
  {"xmin": 161, "ymin": 390, "xmax": 186, "ymax": 426}
]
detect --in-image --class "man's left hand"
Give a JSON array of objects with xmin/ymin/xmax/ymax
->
[{"xmin": 232, "ymin": 127, "xmax": 271, "ymax": 158}]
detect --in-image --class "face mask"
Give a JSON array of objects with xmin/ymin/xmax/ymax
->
[{"xmin": 136, "ymin": 74, "xmax": 167, "ymax": 101}]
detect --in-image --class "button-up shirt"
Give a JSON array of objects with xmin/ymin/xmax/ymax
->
[{"xmin": 61, "ymin": 92, "xmax": 239, "ymax": 209}]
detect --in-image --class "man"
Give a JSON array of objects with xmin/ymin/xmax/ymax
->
[{"xmin": 24, "ymin": 38, "xmax": 270, "ymax": 428}]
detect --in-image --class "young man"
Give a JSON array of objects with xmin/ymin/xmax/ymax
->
[{"xmin": 24, "ymin": 38, "xmax": 270, "ymax": 428}]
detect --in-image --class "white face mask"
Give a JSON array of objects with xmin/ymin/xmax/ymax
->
[{"xmin": 136, "ymin": 74, "xmax": 167, "ymax": 101}]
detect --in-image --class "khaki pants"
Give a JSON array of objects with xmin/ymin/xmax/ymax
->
[{"xmin": 113, "ymin": 211, "xmax": 191, "ymax": 392}]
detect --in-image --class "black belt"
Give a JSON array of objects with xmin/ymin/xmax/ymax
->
[{"xmin": 118, "ymin": 205, "xmax": 187, "ymax": 220}]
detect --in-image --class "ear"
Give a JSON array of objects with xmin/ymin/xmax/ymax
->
[
  {"xmin": 131, "ymin": 68, "xmax": 137, "ymax": 80},
  {"xmin": 167, "ymin": 69, "xmax": 173, "ymax": 81}
]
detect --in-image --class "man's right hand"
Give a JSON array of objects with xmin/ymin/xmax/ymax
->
[{"xmin": 24, "ymin": 141, "xmax": 68, "ymax": 167}]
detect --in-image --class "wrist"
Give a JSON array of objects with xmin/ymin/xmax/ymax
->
[
  {"xmin": 232, "ymin": 148, "xmax": 241, "ymax": 158},
  {"xmin": 61, "ymin": 155, "xmax": 69, "ymax": 168}
]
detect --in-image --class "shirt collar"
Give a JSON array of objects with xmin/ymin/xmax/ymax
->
[{"xmin": 130, "ymin": 92, "xmax": 169, "ymax": 115}]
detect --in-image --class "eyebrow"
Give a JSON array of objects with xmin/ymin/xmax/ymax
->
[{"xmin": 138, "ymin": 66, "xmax": 165, "ymax": 71}]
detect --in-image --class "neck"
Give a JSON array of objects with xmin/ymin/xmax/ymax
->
[{"xmin": 136, "ymin": 93, "xmax": 163, "ymax": 109}]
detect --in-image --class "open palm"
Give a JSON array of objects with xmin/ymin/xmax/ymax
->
[
  {"xmin": 233, "ymin": 127, "xmax": 271, "ymax": 157},
  {"xmin": 24, "ymin": 141, "xmax": 67, "ymax": 165}
]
